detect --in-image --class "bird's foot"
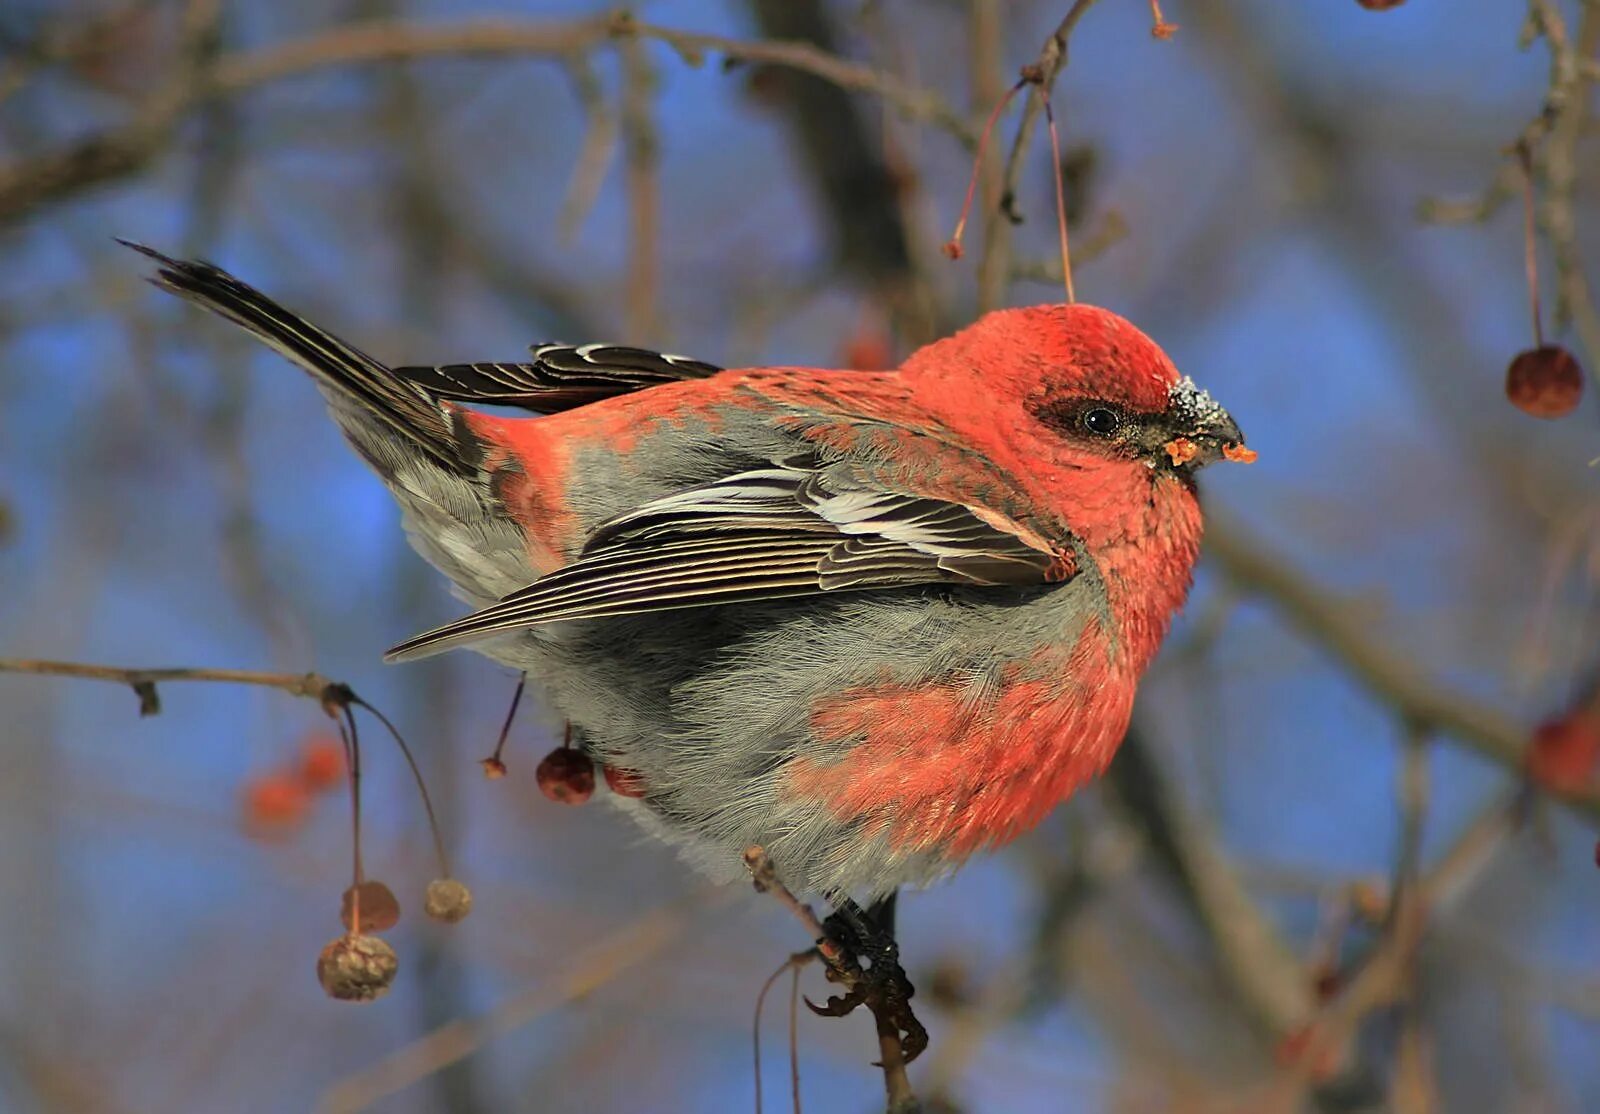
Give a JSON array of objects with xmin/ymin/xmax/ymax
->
[{"xmin": 807, "ymin": 900, "xmax": 927, "ymax": 1064}]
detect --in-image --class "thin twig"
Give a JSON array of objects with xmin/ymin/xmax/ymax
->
[
  {"xmin": 557, "ymin": 55, "xmax": 620, "ymax": 243},
  {"xmin": 754, "ymin": 950, "xmax": 815, "ymax": 1114},
  {"xmin": 0, "ymin": 11, "xmax": 975, "ymax": 229},
  {"xmin": 619, "ymin": 33, "xmax": 661, "ymax": 344},
  {"xmin": 742, "ymin": 848, "xmax": 922, "ymax": 1113},
  {"xmin": 970, "ymin": 0, "xmax": 1008, "ymax": 313},
  {"xmin": 315, "ymin": 897, "xmax": 713, "ymax": 1114},
  {"xmin": 1273, "ymin": 793, "xmax": 1518, "ymax": 1101},
  {"xmin": 1417, "ymin": 0, "xmax": 1600, "ymax": 380},
  {"xmin": 0, "ymin": 657, "xmax": 337, "ymax": 716},
  {"xmin": 994, "ymin": 0, "xmax": 1102, "ymax": 226}
]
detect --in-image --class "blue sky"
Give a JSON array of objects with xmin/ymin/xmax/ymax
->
[{"xmin": 2, "ymin": 1, "xmax": 1598, "ymax": 1111}]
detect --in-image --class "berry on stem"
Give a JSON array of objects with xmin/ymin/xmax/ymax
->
[
  {"xmin": 1504, "ymin": 140, "xmax": 1584, "ymax": 419},
  {"xmin": 480, "ymin": 672, "xmax": 526, "ymax": 779},
  {"xmin": 317, "ymin": 933, "xmax": 398, "ymax": 1002},
  {"xmin": 537, "ymin": 746, "xmax": 595, "ymax": 804},
  {"xmin": 1505, "ymin": 346, "xmax": 1584, "ymax": 419},
  {"xmin": 340, "ymin": 879, "xmax": 401, "ymax": 934},
  {"xmin": 424, "ymin": 878, "xmax": 474, "ymax": 923}
]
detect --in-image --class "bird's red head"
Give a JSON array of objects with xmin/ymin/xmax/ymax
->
[{"xmin": 901, "ymin": 302, "xmax": 1247, "ymax": 480}]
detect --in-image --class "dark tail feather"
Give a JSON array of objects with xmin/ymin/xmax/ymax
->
[{"xmin": 121, "ymin": 241, "xmax": 467, "ymax": 474}]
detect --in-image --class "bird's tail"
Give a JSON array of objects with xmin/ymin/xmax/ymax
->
[{"xmin": 123, "ymin": 241, "xmax": 468, "ymax": 475}]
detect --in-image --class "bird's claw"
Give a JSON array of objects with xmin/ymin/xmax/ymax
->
[{"xmin": 810, "ymin": 904, "xmax": 928, "ymax": 1063}]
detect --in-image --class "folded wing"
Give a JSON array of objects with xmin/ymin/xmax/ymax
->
[
  {"xmin": 394, "ymin": 344, "xmax": 722, "ymax": 414},
  {"xmin": 385, "ymin": 460, "xmax": 1074, "ymax": 661}
]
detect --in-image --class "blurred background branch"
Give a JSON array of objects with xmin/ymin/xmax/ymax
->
[{"xmin": 1, "ymin": 0, "xmax": 1597, "ymax": 1111}]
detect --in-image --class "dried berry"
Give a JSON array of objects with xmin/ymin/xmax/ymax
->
[
  {"xmin": 340, "ymin": 879, "xmax": 401, "ymax": 934},
  {"xmin": 536, "ymin": 746, "xmax": 595, "ymax": 804},
  {"xmin": 317, "ymin": 933, "xmax": 398, "ymax": 1002},
  {"xmin": 424, "ymin": 878, "xmax": 474, "ymax": 923},
  {"xmin": 242, "ymin": 773, "xmax": 311, "ymax": 835},
  {"xmin": 1505, "ymin": 345, "xmax": 1584, "ymax": 419},
  {"xmin": 298, "ymin": 733, "xmax": 346, "ymax": 792},
  {"xmin": 604, "ymin": 764, "xmax": 648, "ymax": 799},
  {"xmin": 479, "ymin": 756, "xmax": 508, "ymax": 780}
]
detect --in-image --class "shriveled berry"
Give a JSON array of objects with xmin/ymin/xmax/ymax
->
[
  {"xmin": 1505, "ymin": 345, "xmax": 1584, "ymax": 419},
  {"xmin": 479, "ymin": 756, "xmax": 508, "ymax": 780},
  {"xmin": 536, "ymin": 747, "xmax": 595, "ymax": 804},
  {"xmin": 604, "ymin": 764, "xmax": 647, "ymax": 799},
  {"xmin": 298, "ymin": 733, "xmax": 346, "ymax": 792},
  {"xmin": 340, "ymin": 879, "xmax": 401, "ymax": 934},
  {"xmin": 317, "ymin": 933, "xmax": 398, "ymax": 1002},
  {"xmin": 424, "ymin": 878, "xmax": 473, "ymax": 923}
]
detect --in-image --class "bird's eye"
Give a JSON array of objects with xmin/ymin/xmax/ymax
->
[{"xmin": 1081, "ymin": 407, "xmax": 1121, "ymax": 436}]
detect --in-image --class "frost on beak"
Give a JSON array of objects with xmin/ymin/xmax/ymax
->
[{"xmin": 1167, "ymin": 376, "xmax": 1251, "ymax": 467}]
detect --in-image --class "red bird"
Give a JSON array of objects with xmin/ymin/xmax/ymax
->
[{"xmin": 128, "ymin": 244, "xmax": 1247, "ymax": 903}]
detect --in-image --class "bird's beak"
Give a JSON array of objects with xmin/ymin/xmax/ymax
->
[{"xmin": 1163, "ymin": 376, "xmax": 1252, "ymax": 468}]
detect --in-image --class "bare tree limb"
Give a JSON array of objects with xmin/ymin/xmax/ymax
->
[
  {"xmin": 0, "ymin": 10, "xmax": 973, "ymax": 229},
  {"xmin": 993, "ymin": 1, "xmax": 1102, "ymax": 227},
  {"xmin": 0, "ymin": 657, "xmax": 339, "ymax": 717},
  {"xmin": 1205, "ymin": 521, "xmax": 1600, "ymax": 821}
]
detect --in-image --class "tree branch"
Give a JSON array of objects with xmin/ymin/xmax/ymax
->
[
  {"xmin": 0, "ymin": 657, "xmax": 339, "ymax": 717},
  {"xmin": 1205, "ymin": 521, "xmax": 1598, "ymax": 820},
  {"xmin": 0, "ymin": 10, "xmax": 973, "ymax": 229}
]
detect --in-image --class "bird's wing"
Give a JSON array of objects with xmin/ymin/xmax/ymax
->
[
  {"xmin": 393, "ymin": 344, "xmax": 722, "ymax": 414},
  {"xmin": 384, "ymin": 459, "xmax": 1075, "ymax": 660}
]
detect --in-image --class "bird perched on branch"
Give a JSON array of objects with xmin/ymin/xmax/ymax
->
[{"xmin": 127, "ymin": 242, "xmax": 1247, "ymax": 904}]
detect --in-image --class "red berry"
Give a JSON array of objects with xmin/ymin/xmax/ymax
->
[
  {"xmin": 842, "ymin": 322, "xmax": 893, "ymax": 372},
  {"xmin": 604, "ymin": 764, "xmax": 648, "ymax": 799},
  {"xmin": 536, "ymin": 747, "xmax": 595, "ymax": 804},
  {"xmin": 297, "ymin": 733, "xmax": 346, "ymax": 793},
  {"xmin": 1505, "ymin": 345, "xmax": 1584, "ymax": 419},
  {"xmin": 1355, "ymin": 0, "xmax": 1407, "ymax": 8},
  {"xmin": 242, "ymin": 773, "xmax": 311, "ymax": 835},
  {"xmin": 1525, "ymin": 713, "xmax": 1600, "ymax": 795}
]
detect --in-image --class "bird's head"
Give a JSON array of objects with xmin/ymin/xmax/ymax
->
[{"xmin": 901, "ymin": 302, "xmax": 1250, "ymax": 479}]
